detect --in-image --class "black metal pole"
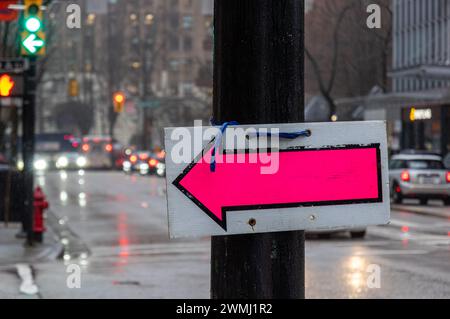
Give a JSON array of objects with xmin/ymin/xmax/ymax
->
[
  {"xmin": 211, "ymin": 0, "xmax": 305, "ymax": 299},
  {"xmin": 22, "ymin": 57, "xmax": 37, "ymax": 246}
]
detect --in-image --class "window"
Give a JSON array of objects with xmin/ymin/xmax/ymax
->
[
  {"xmin": 170, "ymin": 13, "xmax": 180, "ymax": 30},
  {"xmin": 406, "ymin": 160, "xmax": 445, "ymax": 170},
  {"xmin": 390, "ymin": 160, "xmax": 407, "ymax": 169},
  {"xmin": 169, "ymin": 35, "xmax": 179, "ymax": 51},
  {"xmin": 183, "ymin": 16, "xmax": 193, "ymax": 30},
  {"xmin": 183, "ymin": 36, "xmax": 193, "ymax": 51}
]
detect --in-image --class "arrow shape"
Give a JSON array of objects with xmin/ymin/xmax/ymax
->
[
  {"xmin": 23, "ymin": 34, "xmax": 44, "ymax": 54},
  {"xmin": 174, "ymin": 144, "xmax": 382, "ymax": 231}
]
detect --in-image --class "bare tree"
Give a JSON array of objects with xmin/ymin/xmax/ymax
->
[{"xmin": 305, "ymin": 0, "xmax": 392, "ymax": 119}]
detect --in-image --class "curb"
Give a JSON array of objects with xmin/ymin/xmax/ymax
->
[
  {"xmin": 391, "ymin": 204, "xmax": 450, "ymax": 220},
  {"xmin": 0, "ymin": 225, "xmax": 64, "ymax": 267}
]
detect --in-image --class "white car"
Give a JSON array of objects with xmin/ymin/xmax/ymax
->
[
  {"xmin": 389, "ymin": 153, "xmax": 450, "ymax": 205},
  {"xmin": 55, "ymin": 152, "xmax": 88, "ymax": 170}
]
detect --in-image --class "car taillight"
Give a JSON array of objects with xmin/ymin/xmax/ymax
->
[
  {"xmin": 149, "ymin": 159, "xmax": 158, "ymax": 167},
  {"xmin": 157, "ymin": 151, "xmax": 166, "ymax": 159},
  {"xmin": 130, "ymin": 155, "xmax": 138, "ymax": 163},
  {"xmin": 139, "ymin": 154, "xmax": 149, "ymax": 161},
  {"xmin": 401, "ymin": 170, "xmax": 410, "ymax": 182},
  {"xmin": 82, "ymin": 144, "xmax": 90, "ymax": 153},
  {"xmin": 105, "ymin": 144, "xmax": 113, "ymax": 152},
  {"xmin": 446, "ymin": 172, "xmax": 450, "ymax": 183}
]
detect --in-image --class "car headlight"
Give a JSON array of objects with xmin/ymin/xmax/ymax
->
[
  {"xmin": 76, "ymin": 157, "xmax": 87, "ymax": 168},
  {"xmin": 139, "ymin": 163, "xmax": 149, "ymax": 171},
  {"xmin": 56, "ymin": 156, "xmax": 69, "ymax": 168},
  {"xmin": 123, "ymin": 161, "xmax": 131, "ymax": 169},
  {"xmin": 17, "ymin": 160, "xmax": 24, "ymax": 171},
  {"xmin": 34, "ymin": 159, "xmax": 48, "ymax": 171},
  {"xmin": 156, "ymin": 163, "xmax": 165, "ymax": 170}
]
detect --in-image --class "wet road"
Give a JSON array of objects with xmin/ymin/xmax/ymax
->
[{"xmin": 31, "ymin": 171, "xmax": 450, "ymax": 298}]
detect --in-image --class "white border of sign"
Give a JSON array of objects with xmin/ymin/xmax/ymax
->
[{"xmin": 165, "ymin": 121, "xmax": 390, "ymax": 239}]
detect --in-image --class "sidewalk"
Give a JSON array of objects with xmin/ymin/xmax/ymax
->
[
  {"xmin": 391, "ymin": 204, "xmax": 450, "ymax": 219},
  {"xmin": 0, "ymin": 222, "xmax": 63, "ymax": 298},
  {"xmin": 0, "ymin": 223, "xmax": 62, "ymax": 267}
]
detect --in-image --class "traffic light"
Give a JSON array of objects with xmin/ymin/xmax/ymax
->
[
  {"xmin": 113, "ymin": 92, "xmax": 126, "ymax": 113},
  {"xmin": 68, "ymin": 79, "xmax": 79, "ymax": 97},
  {"xmin": 21, "ymin": 0, "xmax": 45, "ymax": 56},
  {"xmin": 0, "ymin": 74, "xmax": 15, "ymax": 97}
]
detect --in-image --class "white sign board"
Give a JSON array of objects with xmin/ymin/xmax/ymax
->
[{"xmin": 165, "ymin": 121, "xmax": 390, "ymax": 238}]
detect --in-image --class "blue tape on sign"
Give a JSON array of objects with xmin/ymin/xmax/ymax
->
[
  {"xmin": 210, "ymin": 121, "xmax": 239, "ymax": 173},
  {"xmin": 209, "ymin": 121, "xmax": 310, "ymax": 172},
  {"xmin": 247, "ymin": 130, "xmax": 311, "ymax": 139}
]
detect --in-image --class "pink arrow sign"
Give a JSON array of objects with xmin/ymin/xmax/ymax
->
[{"xmin": 174, "ymin": 144, "xmax": 383, "ymax": 231}]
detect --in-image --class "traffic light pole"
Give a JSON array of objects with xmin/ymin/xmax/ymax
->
[
  {"xmin": 211, "ymin": 0, "xmax": 305, "ymax": 299},
  {"xmin": 22, "ymin": 57, "xmax": 37, "ymax": 246}
]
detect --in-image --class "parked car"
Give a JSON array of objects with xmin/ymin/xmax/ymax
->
[{"xmin": 389, "ymin": 152, "xmax": 450, "ymax": 205}]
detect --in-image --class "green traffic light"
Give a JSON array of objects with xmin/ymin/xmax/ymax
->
[
  {"xmin": 22, "ymin": 34, "xmax": 44, "ymax": 54},
  {"xmin": 25, "ymin": 17, "xmax": 42, "ymax": 33}
]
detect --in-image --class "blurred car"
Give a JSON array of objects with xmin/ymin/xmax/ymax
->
[
  {"xmin": 113, "ymin": 144, "xmax": 127, "ymax": 170},
  {"xmin": 122, "ymin": 151, "xmax": 137, "ymax": 174},
  {"xmin": 33, "ymin": 153, "xmax": 52, "ymax": 172},
  {"xmin": 32, "ymin": 133, "xmax": 81, "ymax": 172},
  {"xmin": 444, "ymin": 153, "xmax": 450, "ymax": 169},
  {"xmin": 81, "ymin": 136, "xmax": 114, "ymax": 169},
  {"xmin": 153, "ymin": 150, "xmax": 166, "ymax": 177},
  {"xmin": 55, "ymin": 152, "xmax": 88, "ymax": 170},
  {"xmin": 122, "ymin": 151, "xmax": 150, "ymax": 174},
  {"xmin": 389, "ymin": 152, "xmax": 450, "ymax": 205},
  {"xmin": 122, "ymin": 150, "xmax": 166, "ymax": 177}
]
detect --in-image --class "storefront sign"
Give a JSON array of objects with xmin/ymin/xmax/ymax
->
[{"xmin": 410, "ymin": 108, "xmax": 432, "ymax": 121}]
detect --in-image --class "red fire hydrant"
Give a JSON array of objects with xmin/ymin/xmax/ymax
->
[{"xmin": 33, "ymin": 187, "xmax": 49, "ymax": 243}]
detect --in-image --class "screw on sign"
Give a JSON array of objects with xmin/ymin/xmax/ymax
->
[{"xmin": 0, "ymin": 74, "xmax": 15, "ymax": 97}]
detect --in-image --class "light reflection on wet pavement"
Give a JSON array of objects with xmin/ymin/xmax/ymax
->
[{"xmin": 31, "ymin": 171, "xmax": 450, "ymax": 299}]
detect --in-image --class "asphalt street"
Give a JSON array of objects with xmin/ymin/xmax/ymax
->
[{"xmin": 3, "ymin": 171, "xmax": 450, "ymax": 299}]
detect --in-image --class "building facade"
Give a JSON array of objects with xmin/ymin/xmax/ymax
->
[
  {"xmin": 337, "ymin": 0, "xmax": 450, "ymax": 156},
  {"xmin": 121, "ymin": 0, "xmax": 213, "ymax": 99},
  {"xmin": 390, "ymin": 0, "xmax": 450, "ymax": 155},
  {"xmin": 38, "ymin": 0, "xmax": 213, "ymax": 145}
]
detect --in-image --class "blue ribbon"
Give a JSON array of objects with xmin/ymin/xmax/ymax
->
[
  {"xmin": 246, "ymin": 130, "xmax": 311, "ymax": 140},
  {"xmin": 209, "ymin": 120, "xmax": 311, "ymax": 173},
  {"xmin": 210, "ymin": 121, "xmax": 239, "ymax": 172}
]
